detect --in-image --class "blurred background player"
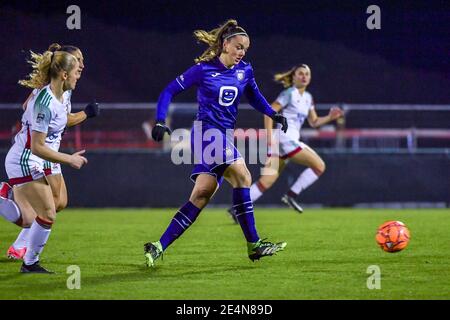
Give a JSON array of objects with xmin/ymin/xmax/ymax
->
[
  {"xmin": 2, "ymin": 44, "xmax": 99, "ymax": 261},
  {"xmin": 144, "ymin": 19, "xmax": 289, "ymax": 267},
  {"xmin": 228, "ymin": 64, "xmax": 343, "ymax": 220},
  {"xmin": 0, "ymin": 45, "xmax": 89, "ymax": 273}
]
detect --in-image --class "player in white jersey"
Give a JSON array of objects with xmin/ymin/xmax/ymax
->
[
  {"xmin": 227, "ymin": 64, "xmax": 343, "ymax": 220},
  {"xmin": 0, "ymin": 45, "xmax": 88, "ymax": 273},
  {"xmin": 1, "ymin": 44, "xmax": 99, "ymax": 261}
]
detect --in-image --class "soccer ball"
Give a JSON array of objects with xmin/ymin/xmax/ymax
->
[{"xmin": 376, "ymin": 220, "xmax": 410, "ymax": 252}]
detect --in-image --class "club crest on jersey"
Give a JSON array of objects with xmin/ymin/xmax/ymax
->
[
  {"xmin": 236, "ymin": 70, "xmax": 245, "ymax": 81},
  {"xmin": 225, "ymin": 147, "xmax": 233, "ymax": 157},
  {"xmin": 36, "ymin": 113, "xmax": 45, "ymax": 123}
]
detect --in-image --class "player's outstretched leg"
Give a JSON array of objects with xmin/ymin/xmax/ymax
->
[
  {"xmin": 284, "ymin": 147, "xmax": 325, "ymax": 214},
  {"xmin": 144, "ymin": 201, "xmax": 202, "ymax": 268},
  {"xmin": 144, "ymin": 174, "xmax": 216, "ymax": 268}
]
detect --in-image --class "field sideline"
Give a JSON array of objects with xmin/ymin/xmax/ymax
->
[{"xmin": 0, "ymin": 208, "xmax": 449, "ymax": 300}]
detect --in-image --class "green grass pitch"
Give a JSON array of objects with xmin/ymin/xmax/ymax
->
[{"xmin": 0, "ymin": 208, "xmax": 449, "ymax": 300}]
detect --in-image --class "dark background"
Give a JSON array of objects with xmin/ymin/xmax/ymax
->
[
  {"xmin": 0, "ymin": 1, "xmax": 449, "ymax": 207},
  {"xmin": 1, "ymin": 150, "xmax": 448, "ymax": 207},
  {"xmin": 1, "ymin": 0, "xmax": 450, "ymax": 105}
]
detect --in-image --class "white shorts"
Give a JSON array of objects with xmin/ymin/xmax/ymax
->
[
  {"xmin": 269, "ymin": 129, "xmax": 307, "ymax": 159},
  {"xmin": 5, "ymin": 145, "xmax": 61, "ymax": 186},
  {"xmin": 279, "ymin": 140, "xmax": 306, "ymax": 159},
  {"xmin": 269, "ymin": 140, "xmax": 307, "ymax": 159}
]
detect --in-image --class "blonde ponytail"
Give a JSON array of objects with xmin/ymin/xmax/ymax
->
[
  {"xmin": 19, "ymin": 43, "xmax": 78, "ymax": 89},
  {"xmin": 274, "ymin": 64, "xmax": 311, "ymax": 88}
]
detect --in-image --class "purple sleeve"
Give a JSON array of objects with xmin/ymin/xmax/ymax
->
[
  {"xmin": 244, "ymin": 66, "xmax": 276, "ymax": 118},
  {"xmin": 156, "ymin": 63, "xmax": 203, "ymax": 122}
]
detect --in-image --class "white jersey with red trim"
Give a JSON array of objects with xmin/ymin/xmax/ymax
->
[
  {"xmin": 14, "ymin": 85, "xmax": 71, "ymax": 152},
  {"xmin": 275, "ymin": 87, "xmax": 314, "ymax": 141},
  {"xmin": 4, "ymin": 85, "xmax": 71, "ymax": 183}
]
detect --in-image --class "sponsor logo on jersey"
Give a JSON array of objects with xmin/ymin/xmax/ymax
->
[
  {"xmin": 218, "ymin": 86, "xmax": 238, "ymax": 107},
  {"xmin": 47, "ymin": 132, "xmax": 60, "ymax": 141}
]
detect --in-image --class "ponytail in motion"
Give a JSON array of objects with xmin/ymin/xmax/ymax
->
[
  {"xmin": 274, "ymin": 64, "xmax": 311, "ymax": 88},
  {"xmin": 19, "ymin": 43, "xmax": 78, "ymax": 89},
  {"xmin": 194, "ymin": 19, "xmax": 248, "ymax": 63}
]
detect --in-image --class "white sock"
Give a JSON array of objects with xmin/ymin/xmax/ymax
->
[
  {"xmin": 0, "ymin": 197, "xmax": 21, "ymax": 223},
  {"xmin": 250, "ymin": 182, "xmax": 264, "ymax": 202},
  {"xmin": 290, "ymin": 168, "xmax": 319, "ymax": 195},
  {"xmin": 23, "ymin": 218, "xmax": 52, "ymax": 265},
  {"xmin": 13, "ymin": 228, "xmax": 30, "ymax": 250}
]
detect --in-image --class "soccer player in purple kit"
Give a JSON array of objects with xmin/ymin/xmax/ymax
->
[{"xmin": 144, "ymin": 19, "xmax": 289, "ymax": 267}]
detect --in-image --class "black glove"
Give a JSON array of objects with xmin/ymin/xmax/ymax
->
[
  {"xmin": 151, "ymin": 121, "xmax": 172, "ymax": 141},
  {"xmin": 84, "ymin": 102, "xmax": 100, "ymax": 118},
  {"xmin": 272, "ymin": 113, "xmax": 288, "ymax": 133}
]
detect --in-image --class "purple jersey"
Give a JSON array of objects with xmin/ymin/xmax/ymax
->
[{"xmin": 156, "ymin": 58, "xmax": 276, "ymax": 130}]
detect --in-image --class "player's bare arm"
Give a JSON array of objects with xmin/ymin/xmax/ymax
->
[
  {"xmin": 66, "ymin": 111, "xmax": 87, "ymax": 127},
  {"xmin": 31, "ymin": 131, "xmax": 87, "ymax": 169},
  {"xmin": 307, "ymin": 106, "xmax": 343, "ymax": 128}
]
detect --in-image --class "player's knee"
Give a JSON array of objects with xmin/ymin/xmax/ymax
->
[
  {"xmin": 313, "ymin": 160, "xmax": 326, "ymax": 176},
  {"xmin": 235, "ymin": 170, "xmax": 252, "ymax": 188},
  {"xmin": 45, "ymin": 212, "xmax": 57, "ymax": 224},
  {"xmin": 260, "ymin": 168, "xmax": 280, "ymax": 187},
  {"xmin": 40, "ymin": 206, "xmax": 57, "ymax": 223},
  {"xmin": 19, "ymin": 216, "xmax": 34, "ymax": 228},
  {"xmin": 56, "ymin": 199, "xmax": 67, "ymax": 213},
  {"xmin": 260, "ymin": 175, "xmax": 276, "ymax": 188},
  {"xmin": 191, "ymin": 188, "xmax": 214, "ymax": 205}
]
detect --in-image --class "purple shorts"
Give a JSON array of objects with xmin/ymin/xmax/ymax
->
[{"xmin": 189, "ymin": 121, "xmax": 242, "ymax": 184}]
